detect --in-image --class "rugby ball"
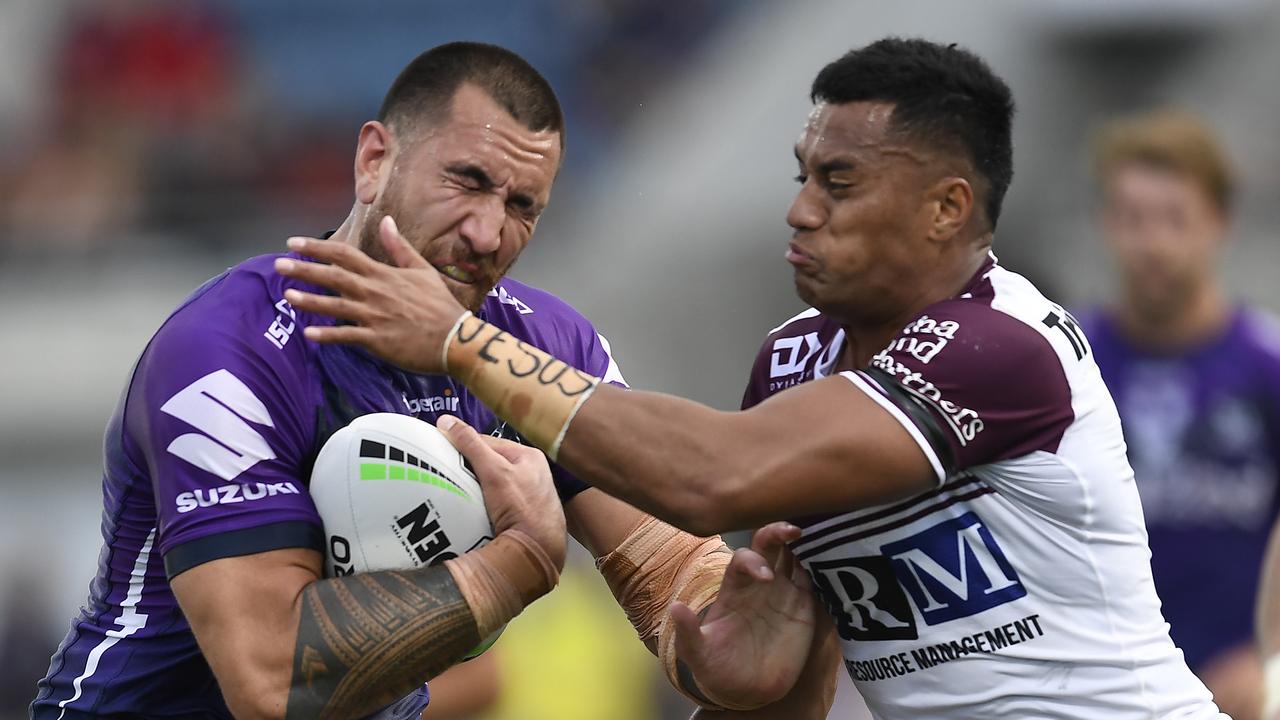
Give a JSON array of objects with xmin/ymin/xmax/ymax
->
[{"xmin": 310, "ymin": 412, "xmax": 502, "ymax": 658}]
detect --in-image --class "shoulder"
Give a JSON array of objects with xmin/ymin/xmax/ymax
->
[
  {"xmin": 482, "ymin": 277, "xmax": 624, "ymax": 383},
  {"xmin": 156, "ymin": 253, "xmax": 328, "ymax": 348},
  {"xmin": 742, "ymin": 307, "xmax": 843, "ymax": 409},
  {"xmin": 903, "ymin": 263, "xmax": 1083, "ymax": 373},
  {"xmin": 1239, "ymin": 306, "xmax": 1280, "ymax": 365},
  {"xmin": 133, "ymin": 254, "xmax": 324, "ymax": 416}
]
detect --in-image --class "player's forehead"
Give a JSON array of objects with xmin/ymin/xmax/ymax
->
[
  {"xmin": 794, "ymin": 100, "xmax": 910, "ymax": 168},
  {"xmin": 413, "ymin": 84, "xmax": 562, "ymax": 198}
]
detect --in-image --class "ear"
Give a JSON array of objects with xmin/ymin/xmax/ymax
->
[
  {"xmin": 354, "ymin": 120, "xmax": 395, "ymax": 206},
  {"xmin": 927, "ymin": 177, "xmax": 975, "ymax": 242}
]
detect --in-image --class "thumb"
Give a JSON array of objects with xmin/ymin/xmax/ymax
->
[
  {"xmin": 379, "ymin": 215, "xmax": 429, "ymax": 269},
  {"xmin": 669, "ymin": 601, "xmax": 705, "ymax": 668},
  {"xmin": 437, "ymin": 415, "xmax": 503, "ymax": 478}
]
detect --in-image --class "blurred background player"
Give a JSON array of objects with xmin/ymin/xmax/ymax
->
[{"xmin": 1080, "ymin": 109, "xmax": 1280, "ymax": 720}]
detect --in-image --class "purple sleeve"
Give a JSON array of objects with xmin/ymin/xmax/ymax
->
[
  {"xmin": 126, "ymin": 271, "xmax": 322, "ymax": 575},
  {"xmin": 852, "ymin": 303, "xmax": 1074, "ymax": 479}
]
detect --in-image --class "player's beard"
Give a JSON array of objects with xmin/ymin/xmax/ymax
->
[{"xmin": 356, "ymin": 194, "xmax": 501, "ymax": 314}]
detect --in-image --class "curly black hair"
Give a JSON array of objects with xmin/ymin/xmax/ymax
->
[{"xmin": 812, "ymin": 38, "xmax": 1015, "ymax": 229}]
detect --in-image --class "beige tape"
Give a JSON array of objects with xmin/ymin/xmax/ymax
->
[
  {"xmin": 444, "ymin": 530, "xmax": 560, "ymax": 638},
  {"xmin": 444, "ymin": 315, "xmax": 600, "ymax": 460},
  {"xmin": 596, "ymin": 515, "xmax": 744, "ymax": 709}
]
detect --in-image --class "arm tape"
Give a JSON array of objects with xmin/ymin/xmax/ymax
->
[
  {"xmin": 445, "ymin": 315, "xmax": 601, "ymax": 461},
  {"xmin": 444, "ymin": 530, "xmax": 560, "ymax": 638},
  {"xmin": 596, "ymin": 515, "xmax": 742, "ymax": 710}
]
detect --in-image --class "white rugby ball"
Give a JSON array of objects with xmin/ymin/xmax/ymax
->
[{"xmin": 310, "ymin": 412, "xmax": 502, "ymax": 658}]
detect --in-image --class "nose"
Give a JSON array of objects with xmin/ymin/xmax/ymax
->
[
  {"xmin": 786, "ymin": 182, "xmax": 825, "ymax": 234},
  {"xmin": 458, "ymin": 195, "xmax": 504, "ymax": 256}
]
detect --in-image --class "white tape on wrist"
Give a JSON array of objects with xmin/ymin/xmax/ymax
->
[
  {"xmin": 441, "ymin": 310, "xmax": 474, "ymax": 374},
  {"xmin": 548, "ymin": 381, "xmax": 598, "ymax": 462},
  {"xmin": 1264, "ymin": 654, "xmax": 1280, "ymax": 720}
]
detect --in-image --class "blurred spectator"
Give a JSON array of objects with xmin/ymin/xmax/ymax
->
[
  {"xmin": 2, "ymin": 0, "xmax": 258, "ymax": 256},
  {"xmin": 1080, "ymin": 109, "xmax": 1280, "ymax": 720}
]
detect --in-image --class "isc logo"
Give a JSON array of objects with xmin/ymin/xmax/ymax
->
[{"xmin": 808, "ymin": 512, "xmax": 1026, "ymax": 641}]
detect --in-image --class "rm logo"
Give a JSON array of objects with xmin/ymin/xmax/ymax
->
[
  {"xmin": 808, "ymin": 512, "xmax": 1026, "ymax": 641},
  {"xmin": 770, "ymin": 333, "xmax": 821, "ymax": 378}
]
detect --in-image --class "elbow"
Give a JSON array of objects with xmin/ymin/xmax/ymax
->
[
  {"xmin": 661, "ymin": 472, "xmax": 747, "ymax": 537},
  {"xmin": 223, "ymin": 677, "xmax": 288, "ymax": 720}
]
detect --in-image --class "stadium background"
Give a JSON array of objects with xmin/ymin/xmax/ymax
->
[{"xmin": 2, "ymin": 0, "xmax": 1279, "ymax": 717}]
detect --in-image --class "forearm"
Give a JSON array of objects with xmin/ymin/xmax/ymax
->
[
  {"xmin": 286, "ymin": 565, "xmax": 479, "ymax": 719},
  {"xmin": 447, "ymin": 316, "xmax": 753, "ymax": 533},
  {"xmin": 284, "ymin": 531, "xmax": 556, "ymax": 719}
]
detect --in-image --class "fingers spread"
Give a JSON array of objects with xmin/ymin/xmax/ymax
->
[
  {"xmin": 275, "ymin": 257, "xmax": 365, "ymax": 298},
  {"xmin": 283, "ymin": 289, "xmax": 365, "ymax": 322},
  {"xmin": 286, "ymin": 235, "xmax": 380, "ymax": 275},
  {"xmin": 301, "ymin": 323, "xmax": 374, "ymax": 346},
  {"xmin": 725, "ymin": 547, "xmax": 773, "ymax": 588},
  {"xmin": 380, "ymin": 215, "xmax": 429, "ymax": 269}
]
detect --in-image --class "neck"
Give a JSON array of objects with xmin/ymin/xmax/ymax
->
[
  {"xmin": 837, "ymin": 247, "xmax": 989, "ymax": 370},
  {"xmin": 326, "ymin": 207, "xmax": 363, "ymax": 247},
  {"xmin": 1114, "ymin": 280, "xmax": 1231, "ymax": 351}
]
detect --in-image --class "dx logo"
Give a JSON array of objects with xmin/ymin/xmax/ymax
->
[
  {"xmin": 808, "ymin": 512, "xmax": 1026, "ymax": 641},
  {"xmin": 770, "ymin": 333, "xmax": 821, "ymax": 378}
]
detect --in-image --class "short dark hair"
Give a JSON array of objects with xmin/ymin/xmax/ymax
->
[
  {"xmin": 378, "ymin": 42, "xmax": 565, "ymax": 150},
  {"xmin": 811, "ymin": 38, "xmax": 1015, "ymax": 229}
]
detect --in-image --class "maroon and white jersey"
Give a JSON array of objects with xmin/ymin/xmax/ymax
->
[{"xmin": 743, "ymin": 257, "xmax": 1224, "ymax": 719}]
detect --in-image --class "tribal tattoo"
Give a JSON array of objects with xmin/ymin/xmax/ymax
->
[{"xmin": 286, "ymin": 566, "xmax": 479, "ymax": 719}]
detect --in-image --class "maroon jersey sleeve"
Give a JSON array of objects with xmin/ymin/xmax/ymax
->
[{"xmin": 850, "ymin": 302, "xmax": 1075, "ymax": 480}]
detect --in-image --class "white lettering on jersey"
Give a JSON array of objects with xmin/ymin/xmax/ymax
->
[
  {"xmin": 889, "ymin": 315, "xmax": 960, "ymax": 364},
  {"xmin": 770, "ymin": 333, "xmax": 821, "ymax": 378},
  {"xmin": 161, "ymin": 369, "xmax": 276, "ymax": 480},
  {"xmin": 488, "ymin": 286, "xmax": 533, "ymax": 315},
  {"xmin": 264, "ymin": 298, "xmax": 297, "ymax": 350},
  {"xmin": 175, "ymin": 481, "xmax": 301, "ymax": 513},
  {"xmin": 403, "ymin": 392, "xmax": 461, "ymax": 414},
  {"xmin": 870, "ymin": 354, "xmax": 985, "ymax": 444}
]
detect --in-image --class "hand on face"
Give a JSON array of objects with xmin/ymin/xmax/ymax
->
[{"xmin": 275, "ymin": 215, "xmax": 468, "ymax": 374}]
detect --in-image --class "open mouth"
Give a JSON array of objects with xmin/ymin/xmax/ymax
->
[{"xmin": 435, "ymin": 264, "xmax": 476, "ymax": 284}]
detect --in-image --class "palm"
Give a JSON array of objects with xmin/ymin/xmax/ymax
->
[{"xmin": 671, "ymin": 523, "xmax": 816, "ymax": 708}]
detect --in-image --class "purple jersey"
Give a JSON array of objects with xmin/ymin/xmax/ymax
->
[
  {"xmin": 1081, "ymin": 307, "xmax": 1280, "ymax": 670},
  {"xmin": 33, "ymin": 252, "xmax": 625, "ymax": 719}
]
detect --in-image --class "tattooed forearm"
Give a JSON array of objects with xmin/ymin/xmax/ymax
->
[{"xmin": 286, "ymin": 566, "xmax": 480, "ymax": 720}]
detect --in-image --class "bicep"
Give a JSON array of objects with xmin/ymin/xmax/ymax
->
[
  {"xmin": 719, "ymin": 375, "xmax": 938, "ymax": 528},
  {"xmin": 171, "ymin": 547, "xmax": 322, "ymax": 715}
]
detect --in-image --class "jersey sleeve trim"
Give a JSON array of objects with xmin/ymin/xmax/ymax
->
[
  {"xmin": 163, "ymin": 520, "xmax": 324, "ymax": 579},
  {"xmin": 839, "ymin": 370, "xmax": 948, "ymax": 484}
]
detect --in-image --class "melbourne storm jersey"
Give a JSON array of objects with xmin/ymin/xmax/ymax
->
[
  {"xmin": 1081, "ymin": 307, "xmax": 1280, "ymax": 671},
  {"xmin": 743, "ymin": 257, "xmax": 1224, "ymax": 719},
  {"xmin": 33, "ymin": 252, "xmax": 625, "ymax": 719}
]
